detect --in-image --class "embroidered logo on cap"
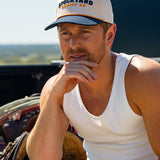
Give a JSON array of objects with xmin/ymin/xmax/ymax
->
[{"xmin": 59, "ymin": 0, "xmax": 93, "ymax": 9}]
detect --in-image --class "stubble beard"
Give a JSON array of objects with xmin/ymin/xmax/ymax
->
[
  {"xmin": 62, "ymin": 39, "xmax": 106, "ymax": 64},
  {"xmin": 87, "ymin": 38, "xmax": 106, "ymax": 64}
]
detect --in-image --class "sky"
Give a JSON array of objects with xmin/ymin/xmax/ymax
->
[{"xmin": 0, "ymin": 0, "xmax": 59, "ymax": 44}]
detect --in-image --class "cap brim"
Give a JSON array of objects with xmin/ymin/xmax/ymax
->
[{"xmin": 44, "ymin": 15, "xmax": 103, "ymax": 30}]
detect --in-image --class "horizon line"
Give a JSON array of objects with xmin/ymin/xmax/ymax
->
[{"xmin": 0, "ymin": 43, "xmax": 60, "ymax": 45}]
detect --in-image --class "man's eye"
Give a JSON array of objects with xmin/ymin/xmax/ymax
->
[
  {"xmin": 61, "ymin": 32, "xmax": 71, "ymax": 39},
  {"xmin": 82, "ymin": 30, "xmax": 90, "ymax": 34},
  {"xmin": 81, "ymin": 30, "xmax": 91, "ymax": 38}
]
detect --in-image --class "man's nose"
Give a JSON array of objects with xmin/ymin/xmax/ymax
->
[{"xmin": 69, "ymin": 34, "xmax": 82, "ymax": 50}]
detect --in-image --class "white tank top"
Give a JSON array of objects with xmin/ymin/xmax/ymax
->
[{"xmin": 63, "ymin": 53, "xmax": 158, "ymax": 160}]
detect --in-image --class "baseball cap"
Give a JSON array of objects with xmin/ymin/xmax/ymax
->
[{"xmin": 45, "ymin": 0, "xmax": 114, "ymax": 30}]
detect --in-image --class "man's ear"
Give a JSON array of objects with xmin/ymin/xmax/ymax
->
[{"xmin": 105, "ymin": 24, "xmax": 117, "ymax": 47}]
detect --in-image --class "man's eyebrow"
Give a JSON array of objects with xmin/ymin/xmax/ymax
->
[
  {"xmin": 58, "ymin": 24, "xmax": 97, "ymax": 32},
  {"xmin": 78, "ymin": 25, "xmax": 96, "ymax": 30},
  {"xmin": 58, "ymin": 26, "xmax": 68, "ymax": 32}
]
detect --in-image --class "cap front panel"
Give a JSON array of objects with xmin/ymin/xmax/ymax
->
[{"xmin": 56, "ymin": 0, "xmax": 114, "ymax": 24}]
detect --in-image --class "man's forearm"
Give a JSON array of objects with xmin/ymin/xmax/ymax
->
[{"xmin": 26, "ymin": 96, "xmax": 69, "ymax": 160}]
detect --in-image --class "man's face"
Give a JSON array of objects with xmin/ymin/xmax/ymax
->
[{"xmin": 58, "ymin": 23, "xmax": 106, "ymax": 64}]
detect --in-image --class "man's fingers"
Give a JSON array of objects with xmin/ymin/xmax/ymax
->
[
  {"xmin": 66, "ymin": 60, "xmax": 98, "ymax": 68},
  {"xmin": 64, "ymin": 61, "xmax": 98, "ymax": 82},
  {"xmin": 72, "ymin": 66, "xmax": 97, "ymax": 82},
  {"xmin": 68, "ymin": 71, "xmax": 89, "ymax": 83}
]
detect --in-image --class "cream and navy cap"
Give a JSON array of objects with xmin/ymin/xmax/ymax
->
[{"xmin": 45, "ymin": 0, "xmax": 114, "ymax": 30}]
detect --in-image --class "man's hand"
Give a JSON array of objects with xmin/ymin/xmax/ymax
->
[{"xmin": 51, "ymin": 60, "xmax": 98, "ymax": 100}]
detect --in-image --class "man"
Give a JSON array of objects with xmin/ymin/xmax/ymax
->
[{"xmin": 26, "ymin": 0, "xmax": 160, "ymax": 159}]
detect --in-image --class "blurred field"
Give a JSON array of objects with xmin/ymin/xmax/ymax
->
[{"xmin": 0, "ymin": 44, "xmax": 61, "ymax": 65}]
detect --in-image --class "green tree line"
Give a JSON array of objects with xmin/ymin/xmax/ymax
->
[{"xmin": 0, "ymin": 44, "xmax": 61, "ymax": 65}]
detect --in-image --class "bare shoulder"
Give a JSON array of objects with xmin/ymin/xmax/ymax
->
[
  {"xmin": 127, "ymin": 55, "xmax": 160, "ymax": 80},
  {"xmin": 127, "ymin": 55, "xmax": 160, "ymax": 87},
  {"xmin": 126, "ymin": 55, "xmax": 160, "ymax": 111}
]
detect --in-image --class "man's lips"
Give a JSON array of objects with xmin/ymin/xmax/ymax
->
[{"xmin": 70, "ymin": 55, "xmax": 86, "ymax": 61}]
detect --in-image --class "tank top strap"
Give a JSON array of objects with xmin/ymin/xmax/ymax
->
[{"xmin": 113, "ymin": 53, "xmax": 135, "ymax": 85}]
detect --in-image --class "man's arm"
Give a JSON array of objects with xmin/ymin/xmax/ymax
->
[
  {"xmin": 128, "ymin": 56, "xmax": 160, "ymax": 158},
  {"xmin": 26, "ymin": 76, "xmax": 69, "ymax": 160},
  {"xmin": 26, "ymin": 60, "xmax": 98, "ymax": 160}
]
